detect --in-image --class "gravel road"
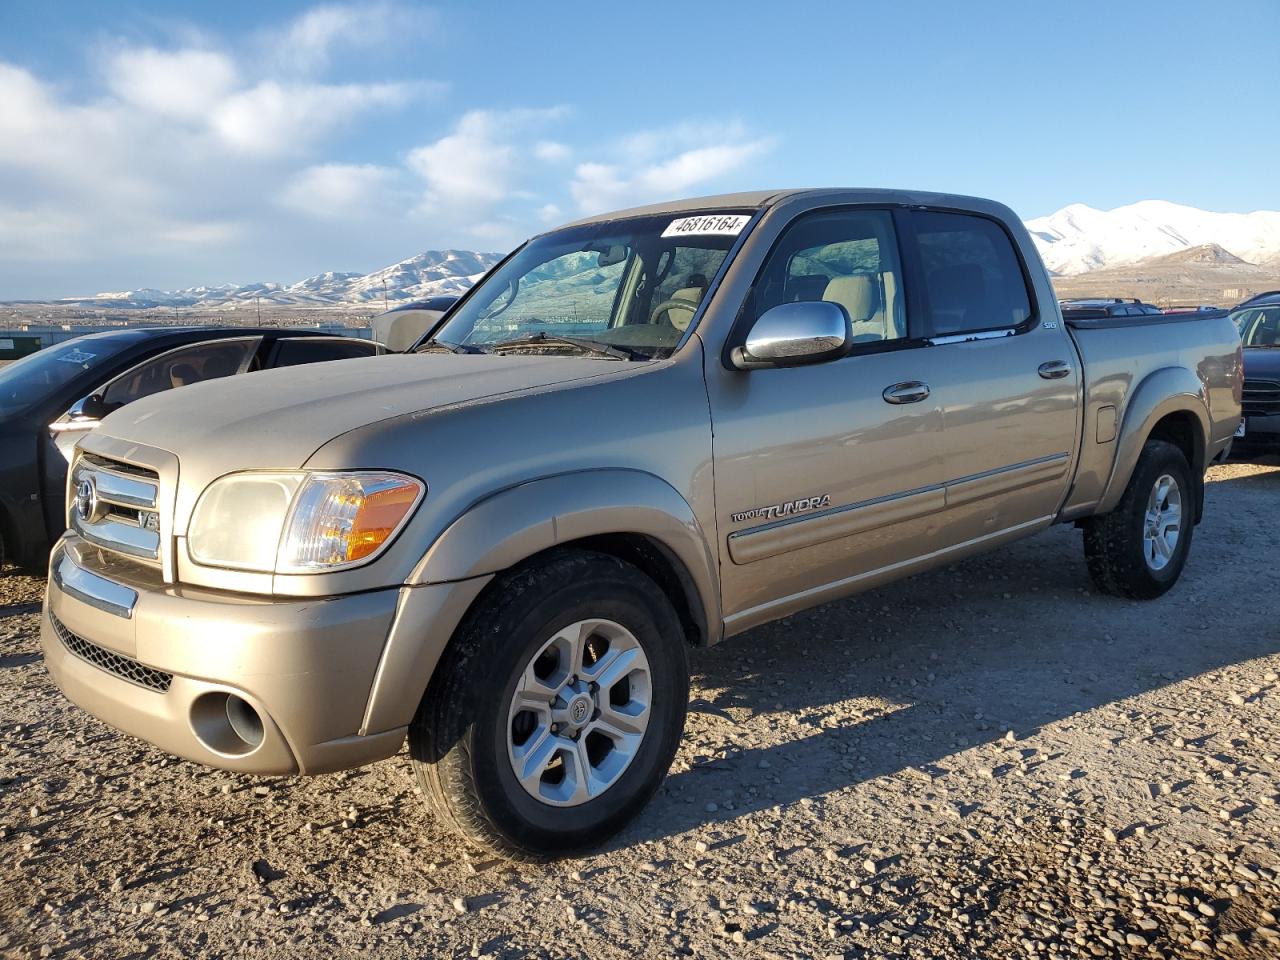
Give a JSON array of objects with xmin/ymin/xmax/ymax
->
[{"xmin": 2, "ymin": 461, "xmax": 1279, "ymax": 959}]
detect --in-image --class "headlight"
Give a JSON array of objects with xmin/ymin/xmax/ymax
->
[{"xmin": 188, "ymin": 471, "xmax": 424, "ymax": 573}]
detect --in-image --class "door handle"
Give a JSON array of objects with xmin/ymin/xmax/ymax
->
[
  {"xmin": 882, "ymin": 381, "xmax": 931, "ymax": 404},
  {"xmin": 1038, "ymin": 360, "xmax": 1072, "ymax": 380}
]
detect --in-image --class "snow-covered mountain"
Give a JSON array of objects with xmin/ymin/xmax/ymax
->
[
  {"xmin": 33, "ymin": 201, "xmax": 1280, "ymax": 308},
  {"xmin": 61, "ymin": 250, "xmax": 501, "ymax": 310},
  {"xmin": 1027, "ymin": 200, "xmax": 1280, "ymax": 276}
]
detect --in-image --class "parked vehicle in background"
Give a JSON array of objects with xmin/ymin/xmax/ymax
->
[
  {"xmin": 0, "ymin": 327, "xmax": 383, "ymax": 570},
  {"xmin": 41, "ymin": 188, "xmax": 1241, "ymax": 860},
  {"xmin": 370, "ymin": 296, "xmax": 459, "ymax": 352},
  {"xmin": 1059, "ymin": 298, "xmax": 1165, "ymax": 320},
  {"xmin": 1234, "ymin": 290, "xmax": 1280, "ymax": 310},
  {"xmin": 1161, "ymin": 305, "xmax": 1222, "ymax": 315},
  {"xmin": 1229, "ymin": 291, "xmax": 1280, "ymax": 458}
]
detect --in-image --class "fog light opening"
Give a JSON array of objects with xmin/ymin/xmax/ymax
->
[
  {"xmin": 225, "ymin": 695, "xmax": 265, "ymax": 748},
  {"xmin": 190, "ymin": 691, "xmax": 266, "ymax": 757}
]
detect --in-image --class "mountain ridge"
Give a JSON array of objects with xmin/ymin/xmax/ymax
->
[
  {"xmin": 47, "ymin": 250, "xmax": 503, "ymax": 310},
  {"xmin": 15, "ymin": 200, "xmax": 1280, "ymax": 308},
  {"xmin": 1026, "ymin": 200, "xmax": 1280, "ymax": 275}
]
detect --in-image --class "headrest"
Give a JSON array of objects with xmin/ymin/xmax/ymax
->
[
  {"xmin": 822, "ymin": 275, "xmax": 878, "ymax": 322},
  {"xmin": 169, "ymin": 362, "xmax": 199, "ymax": 385}
]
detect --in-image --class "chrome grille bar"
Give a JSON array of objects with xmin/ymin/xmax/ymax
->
[
  {"xmin": 68, "ymin": 455, "xmax": 163, "ymax": 565},
  {"xmin": 72, "ymin": 513, "xmax": 161, "ymax": 560},
  {"xmin": 91, "ymin": 467, "xmax": 158, "ymax": 510}
]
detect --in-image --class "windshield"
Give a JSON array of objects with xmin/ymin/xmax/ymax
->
[
  {"xmin": 426, "ymin": 211, "xmax": 752, "ymax": 359},
  {"xmin": 1232, "ymin": 305, "xmax": 1280, "ymax": 347},
  {"xmin": 0, "ymin": 338, "xmax": 126, "ymax": 418}
]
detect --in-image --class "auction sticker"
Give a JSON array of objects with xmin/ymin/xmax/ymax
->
[
  {"xmin": 56, "ymin": 349, "xmax": 97, "ymax": 364},
  {"xmin": 661, "ymin": 214, "xmax": 751, "ymax": 238}
]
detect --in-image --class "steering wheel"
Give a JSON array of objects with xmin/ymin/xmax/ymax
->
[{"xmin": 649, "ymin": 297, "xmax": 702, "ymax": 326}]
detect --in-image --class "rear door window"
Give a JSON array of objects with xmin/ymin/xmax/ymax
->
[
  {"xmin": 910, "ymin": 211, "xmax": 1033, "ymax": 337},
  {"xmin": 268, "ymin": 337, "xmax": 379, "ymax": 367}
]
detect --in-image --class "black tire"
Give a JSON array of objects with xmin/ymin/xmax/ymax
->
[
  {"xmin": 1082, "ymin": 439, "xmax": 1195, "ymax": 600},
  {"xmin": 409, "ymin": 549, "xmax": 689, "ymax": 861}
]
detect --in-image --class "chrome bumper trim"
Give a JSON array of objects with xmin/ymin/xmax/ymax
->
[{"xmin": 52, "ymin": 549, "xmax": 138, "ymax": 620}]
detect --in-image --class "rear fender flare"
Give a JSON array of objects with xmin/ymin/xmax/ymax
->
[{"xmin": 1096, "ymin": 366, "xmax": 1209, "ymax": 516}]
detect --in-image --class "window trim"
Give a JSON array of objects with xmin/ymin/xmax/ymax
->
[
  {"xmin": 722, "ymin": 203, "xmax": 932, "ymax": 369},
  {"xmin": 900, "ymin": 205, "xmax": 1041, "ymax": 342}
]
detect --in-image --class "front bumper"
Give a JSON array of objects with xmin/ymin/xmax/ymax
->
[
  {"xmin": 1231, "ymin": 415, "xmax": 1280, "ymax": 458},
  {"xmin": 41, "ymin": 539, "xmax": 407, "ymax": 774}
]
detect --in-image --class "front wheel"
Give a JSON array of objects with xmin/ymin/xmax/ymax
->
[
  {"xmin": 409, "ymin": 550, "xmax": 689, "ymax": 860},
  {"xmin": 1082, "ymin": 438, "xmax": 1195, "ymax": 599}
]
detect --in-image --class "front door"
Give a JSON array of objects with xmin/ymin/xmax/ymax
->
[{"xmin": 705, "ymin": 207, "xmax": 954, "ymax": 629}]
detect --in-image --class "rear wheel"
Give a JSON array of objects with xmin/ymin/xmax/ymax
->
[
  {"xmin": 409, "ymin": 549, "xmax": 689, "ymax": 860},
  {"xmin": 1082, "ymin": 439, "xmax": 1194, "ymax": 599}
]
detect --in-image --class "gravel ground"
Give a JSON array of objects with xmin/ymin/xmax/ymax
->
[{"xmin": 2, "ymin": 461, "xmax": 1279, "ymax": 960}]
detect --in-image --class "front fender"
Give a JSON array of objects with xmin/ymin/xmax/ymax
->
[
  {"xmin": 356, "ymin": 470, "xmax": 721, "ymax": 736},
  {"xmin": 1096, "ymin": 366, "xmax": 1209, "ymax": 515},
  {"xmin": 409, "ymin": 469, "xmax": 719, "ymax": 631}
]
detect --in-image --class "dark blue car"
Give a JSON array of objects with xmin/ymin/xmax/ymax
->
[{"xmin": 0, "ymin": 326, "xmax": 381, "ymax": 570}]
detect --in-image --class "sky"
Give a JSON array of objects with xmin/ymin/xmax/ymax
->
[{"xmin": 0, "ymin": 0, "xmax": 1276, "ymax": 298}]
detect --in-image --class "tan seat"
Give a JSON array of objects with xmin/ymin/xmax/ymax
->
[
  {"xmin": 821, "ymin": 273, "xmax": 904, "ymax": 340},
  {"xmin": 822, "ymin": 275, "xmax": 884, "ymax": 341},
  {"xmin": 665, "ymin": 287, "xmax": 704, "ymax": 332}
]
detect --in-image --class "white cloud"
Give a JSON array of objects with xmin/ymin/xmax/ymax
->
[
  {"xmin": 271, "ymin": 2, "xmax": 430, "ymax": 74},
  {"xmin": 569, "ymin": 126, "xmax": 772, "ymax": 213},
  {"xmin": 407, "ymin": 106, "xmax": 567, "ymax": 211},
  {"xmin": 534, "ymin": 140, "xmax": 571, "ymax": 162},
  {"xmin": 212, "ymin": 80, "xmax": 418, "ymax": 156},
  {"xmin": 106, "ymin": 48, "xmax": 239, "ymax": 119},
  {"xmin": 279, "ymin": 163, "xmax": 400, "ymax": 219},
  {"xmin": 407, "ymin": 110, "xmax": 517, "ymax": 207},
  {"xmin": 537, "ymin": 202, "xmax": 563, "ymax": 224}
]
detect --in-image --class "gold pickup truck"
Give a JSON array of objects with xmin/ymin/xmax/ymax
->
[{"xmin": 41, "ymin": 189, "xmax": 1242, "ymax": 859}]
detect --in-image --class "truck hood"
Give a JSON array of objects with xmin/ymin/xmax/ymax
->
[
  {"xmin": 1243, "ymin": 346, "xmax": 1280, "ymax": 380},
  {"xmin": 92, "ymin": 353, "xmax": 624, "ymax": 469}
]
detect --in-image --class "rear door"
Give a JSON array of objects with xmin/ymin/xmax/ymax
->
[{"xmin": 904, "ymin": 209, "xmax": 1079, "ymax": 543}]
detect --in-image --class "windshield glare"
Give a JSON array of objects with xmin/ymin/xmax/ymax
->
[
  {"xmin": 0, "ymin": 338, "xmax": 122, "ymax": 418},
  {"xmin": 428, "ymin": 211, "xmax": 751, "ymax": 359},
  {"xmin": 1233, "ymin": 305, "xmax": 1280, "ymax": 347}
]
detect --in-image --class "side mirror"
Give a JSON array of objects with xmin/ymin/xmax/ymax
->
[
  {"xmin": 76, "ymin": 394, "xmax": 110, "ymax": 420},
  {"xmin": 48, "ymin": 394, "xmax": 107, "ymax": 437},
  {"xmin": 732, "ymin": 301, "xmax": 852, "ymax": 369}
]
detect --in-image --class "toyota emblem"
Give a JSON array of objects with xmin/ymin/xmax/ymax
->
[{"xmin": 75, "ymin": 476, "xmax": 97, "ymax": 521}]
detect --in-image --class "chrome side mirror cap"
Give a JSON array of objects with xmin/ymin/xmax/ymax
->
[{"xmin": 732, "ymin": 300, "xmax": 852, "ymax": 369}]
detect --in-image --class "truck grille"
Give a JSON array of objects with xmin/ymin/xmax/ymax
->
[
  {"xmin": 50, "ymin": 611, "xmax": 172, "ymax": 693},
  {"xmin": 1243, "ymin": 379, "xmax": 1280, "ymax": 418},
  {"xmin": 69, "ymin": 454, "xmax": 162, "ymax": 565}
]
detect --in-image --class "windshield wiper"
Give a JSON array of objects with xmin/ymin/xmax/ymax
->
[
  {"xmin": 414, "ymin": 338, "xmax": 488, "ymax": 355},
  {"xmin": 487, "ymin": 332, "xmax": 638, "ymax": 360}
]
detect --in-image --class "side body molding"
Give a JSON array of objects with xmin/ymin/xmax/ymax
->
[{"xmin": 1095, "ymin": 366, "xmax": 1209, "ymax": 517}]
